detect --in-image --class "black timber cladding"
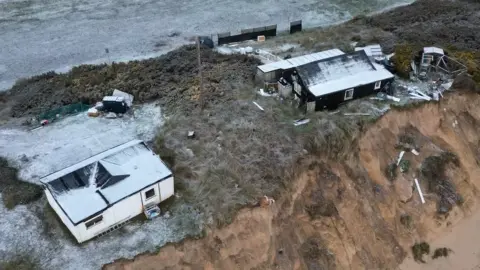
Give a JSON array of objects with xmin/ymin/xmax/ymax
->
[
  {"xmin": 217, "ymin": 25, "xmax": 277, "ymax": 45},
  {"xmin": 293, "ymin": 50, "xmax": 394, "ymax": 110}
]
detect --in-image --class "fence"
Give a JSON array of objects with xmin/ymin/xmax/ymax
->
[
  {"xmin": 217, "ymin": 25, "xmax": 278, "ymax": 45},
  {"xmin": 38, "ymin": 103, "xmax": 90, "ymax": 122}
]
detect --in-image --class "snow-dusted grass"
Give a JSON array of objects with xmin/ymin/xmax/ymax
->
[{"xmin": 0, "ymin": 103, "xmax": 163, "ymax": 183}]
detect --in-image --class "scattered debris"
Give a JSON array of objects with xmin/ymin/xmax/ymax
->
[
  {"xmin": 414, "ymin": 178, "xmax": 426, "ymax": 204},
  {"xmin": 103, "ymin": 96, "xmax": 128, "ymax": 114},
  {"xmin": 386, "ymin": 95, "xmax": 400, "ymax": 102},
  {"xmin": 412, "ymin": 242, "xmax": 430, "ymax": 263},
  {"xmin": 105, "ymin": 112, "xmax": 117, "ymax": 119},
  {"xmin": 258, "ymin": 88, "xmax": 278, "ymax": 97},
  {"xmin": 411, "ymin": 149, "xmax": 419, "ymax": 156},
  {"xmin": 187, "ymin": 131, "xmax": 196, "ymax": 139},
  {"xmin": 259, "ymin": 195, "xmax": 275, "ymax": 207},
  {"xmin": 293, "ymin": 118, "xmax": 310, "ymax": 126},
  {"xmin": 112, "ymin": 89, "xmax": 134, "ymax": 107},
  {"xmin": 87, "ymin": 107, "xmax": 100, "ymax": 117},
  {"xmin": 40, "ymin": 119, "xmax": 49, "ymax": 126},
  {"xmin": 252, "ymin": 101, "xmax": 265, "ymax": 111},
  {"xmin": 397, "ymin": 151, "xmax": 406, "ymax": 165},
  {"xmin": 257, "ymin": 35, "xmax": 266, "ymax": 42}
]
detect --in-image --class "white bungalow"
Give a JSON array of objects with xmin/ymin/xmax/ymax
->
[{"xmin": 40, "ymin": 139, "xmax": 174, "ymax": 243}]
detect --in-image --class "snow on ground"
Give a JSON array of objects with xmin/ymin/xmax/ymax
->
[
  {"xmin": 0, "ymin": 193, "xmax": 204, "ymax": 270},
  {"xmin": 0, "ymin": 103, "xmax": 163, "ymax": 183},
  {"xmin": 0, "ymin": 103, "xmax": 205, "ymax": 269}
]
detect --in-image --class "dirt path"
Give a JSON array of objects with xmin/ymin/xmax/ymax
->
[{"xmin": 400, "ymin": 209, "xmax": 480, "ymax": 270}]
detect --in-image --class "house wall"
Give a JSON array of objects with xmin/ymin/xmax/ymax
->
[
  {"xmin": 159, "ymin": 176, "xmax": 174, "ymax": 201},
  {"xmin": 45, "ymin": 189, "xmax": 81, "ymax": 242},
  {"xmin": 313, "ymin": 78, "xmax": 394, "ymax": 110},
  {"xmin": 46, "ymin": 176, "xmax": 175, "ymax": 243}
]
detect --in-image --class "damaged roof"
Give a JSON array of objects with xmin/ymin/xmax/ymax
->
[
  {"xmin": 40, "ymin": 140, "xmax": 172, "ymax": 224},
  {"xmin": 257, "ymin": 48, "xmax": 345, "ymax": 73},
  {"xmin": 296, "ymin": 50, "xmax": 394, "ymax": 97}
]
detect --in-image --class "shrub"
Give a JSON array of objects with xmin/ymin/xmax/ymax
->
[
  {"xmin": 392, "ymin": 44, "xmax": 418, "ymax": 78},
  {"xmin": 432, "ymin": 247, "xmax": 452, "ymax": 259},
  {"xmin": 0, "ymin": 157, "xmax": 43, "ymax": 209},
  {"xmin": 412, "ymin": 242, "xmax": 430, "ymax": 263}
]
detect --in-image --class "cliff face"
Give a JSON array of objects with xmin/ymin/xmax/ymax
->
[{"xmin": 105, "ymin": 91, "xmax": 480, "ymax": 270}]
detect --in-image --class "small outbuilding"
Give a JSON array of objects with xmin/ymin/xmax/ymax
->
[
  {"xmin": 40, "ymin": 140, "xmax": 174, "ymax": 243},
  {"xmin": 292, "ymin": 50, "xmax": 394, "ymax": 110}
]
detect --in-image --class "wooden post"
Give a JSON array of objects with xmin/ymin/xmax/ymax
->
[{"xmin": 196, "ymin": 36, "xmax": 204, "ymax": 110}]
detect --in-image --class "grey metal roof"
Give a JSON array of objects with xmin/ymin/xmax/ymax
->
[
  {"xmin": 41, "ymin": 140, "xmax": 172, "ymax": 224},
  {"xmin": 257, "ymin": 49, "xmax": 345, "ymax": 73},
  {"xmin": 296, "ymin": 50, "xmax": 394, "ymax": 97}
]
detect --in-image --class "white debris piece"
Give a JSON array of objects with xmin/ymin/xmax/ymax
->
[
  {"xmin": 423, "ymin": 46, "xmax": 444, "ymax": 55},
  {"xmin": 411, "ymin": 149, "xmax": 419, "ymax": 156},
  {"xmin": 397, "ymin": 151, "xmax": 405, "ymax": 166},
  {"xmin": 386, "ymin": 95, "xmax": 400, "ymax": 102},
  {"xmin": 414, "ymin": 178, "xmax": 426, "ymax": 204},
  {"xmin": 293, "ymin": 118, "xmax": 310, "ymax": 126},
  {"xmin": 105, "ymin": 112, "xmax": 117, "ymax": 119},
  {"xmin": 258, "ymin": 88, "xmax": 278, "ymax": 97},
  {"xmin": 344, "ymin": 113, "xmax": 371, "ymax": 116},
  {"xmin": 113, "ymin": 89, "xmax": 134, "ymax": 107},
  {"xmin": 252, "ymin": 101, "xmax": 264, "ymax": 111},
  {"xmin": 440, "ymin": 81, "xmax": 453, "ymax": 91}
]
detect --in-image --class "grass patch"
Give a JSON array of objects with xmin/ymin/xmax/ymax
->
[
  {"xmin": 0, "ymin": 255, "xmax": 40, "ymax": 270},
  {"xmin": 300, "ymin": 238, "xmax": 336, "ymax": 270},
  {"xmin": 399, "ymin": 159, "xmax": 410, "ymax": 173},
  {"xmin": 412, "ymin": 242, "xmax": 430, "ymax": 263},
  {"xmin": 0, "ymin": 157, "xmax": 43, "ymax": 209},
  {"xmin": 400, "ymin": 214, "xmax": 413, "ymax": 229},
  {"xmin": 420, "ymin": 152, "xmax": 461, "ymax": 213},
  {"xmin": 432, "ymin": 247, "xmax": 452, "ymax": 259},
  {"xmin": 385, "ymin": 162, "xmax": 397, "ymax": 181}
]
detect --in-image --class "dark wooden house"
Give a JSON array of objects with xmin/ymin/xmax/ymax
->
[{"xmin": 292, "ymin": 50, "xmax": 394, "ymax": 111}]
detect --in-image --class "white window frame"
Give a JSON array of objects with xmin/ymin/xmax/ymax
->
[
  {"xmin": 374, "ymin": 81, "xmax": 382, "ymax": 90},
  {"xmin": 145, "ymin": 188, "xmax": 155, "ymax": 200},
  {"xmin": 85, "ymin": 215, "xmax": 103, "ymax": 229},
  {"xmin": 344, "ymin": 88, "xmax": 354, "ymax": 100}
]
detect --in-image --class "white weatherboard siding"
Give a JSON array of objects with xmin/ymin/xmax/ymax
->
[
  {"xmin": 45, "ymin": 189, "xmax": 80, "ymax": 238},
  {"xmin": 159, "ymin": 177, "xmax": 174, "ymax": 202},
  {"xmin": 257, "ymin": 49, "xmax": 345, "ymax": 73},
  {"xmin": 141, "ymin": 183, "xmax": 161, "ymax": 206},
  {"xmin": 41, "ymin": 140, "xmax": 175, "ymax": 243},
  {"xmin": 424, "ymin": 47, "xmax": 444, "ymax": 55}
]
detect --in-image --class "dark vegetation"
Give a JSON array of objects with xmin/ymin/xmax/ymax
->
[
  {"xmin": 301, "ymin": 238, "xmax": 336, "ymax": 270},
  {"xmin": 420, "ymin": 152, "xmax": 462, "ymax": 214},
  {"xmin": 0, "ymin": 157, "xmax": 43, "ymax": 209},
  {"xmin": 0, "ymin": 255, "xmax": 40, "ymax": 270},
  {"xmin": 411, "ymin": 242, "xmax": 430, "ymax": 263},
  {"xmin": 6, "ymin": 45, "xmax": 260, "ymax": 117},
  {"xmin": 399, "ymin": 214, "xmax": 413, "ymax": 230},
  {"xmin": 432, "ymin": 247, "xmax": 452, "ymax": 259}
]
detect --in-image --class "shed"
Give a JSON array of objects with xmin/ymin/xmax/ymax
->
[
  {"xmin": 40, "ymin": 140, "xmax": 174, "ymax": 243},
  {"xmin": 354, "ymin": 44, "xmax": 383, "ymax": 59},
  {"xmin": 293, "ymin": 50, "xmax": 394, "ymax": 110},
  {"xmin": 256, "ymin": 49, "xmax": 345, "ymax": 82}
]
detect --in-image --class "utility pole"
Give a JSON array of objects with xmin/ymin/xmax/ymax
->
[{"xmin": 196, "ymin": 36, "xmax": 204, "ymax": 110}]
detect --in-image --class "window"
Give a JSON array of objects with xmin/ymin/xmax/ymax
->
[
  {"xmin": 344, "ymin": 88, "xmax": 354, "ymax": 100},
  {"xmin": 85, "ymin": 215, "xmax": 103, "ymax": 229},
  {"xmin": 145, "ymin": 188, "xmax": 155, "ymax": 200},
  {"xmin": 374, "ymin": 81, "xmax": 382, "ymax": 90}
]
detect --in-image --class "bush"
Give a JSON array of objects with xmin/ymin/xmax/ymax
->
[
  {"xmin": 0, "ymin": 255, "xmax": 40, "ymax": 270},
  {"xmin": 392, "ymin": 44, "xmax": 418, "ymax": 78},
  {"xmin": 400, "ymin": 214, "xmax": 413, "ymax": 229},
  {"xmin": 432, "ymin": 247, "xmax": 452, "ymax": 259},
  {"xmin": 412, "ymin": 242, "xmax": 430, "ymax": 263},
  {"xmin": 385, "ymin": 162, "xmax": 397, "ymax": 181},
  {"xmin": 0, "ymin": 157, "xmax": 43, "ymax": 209}
]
